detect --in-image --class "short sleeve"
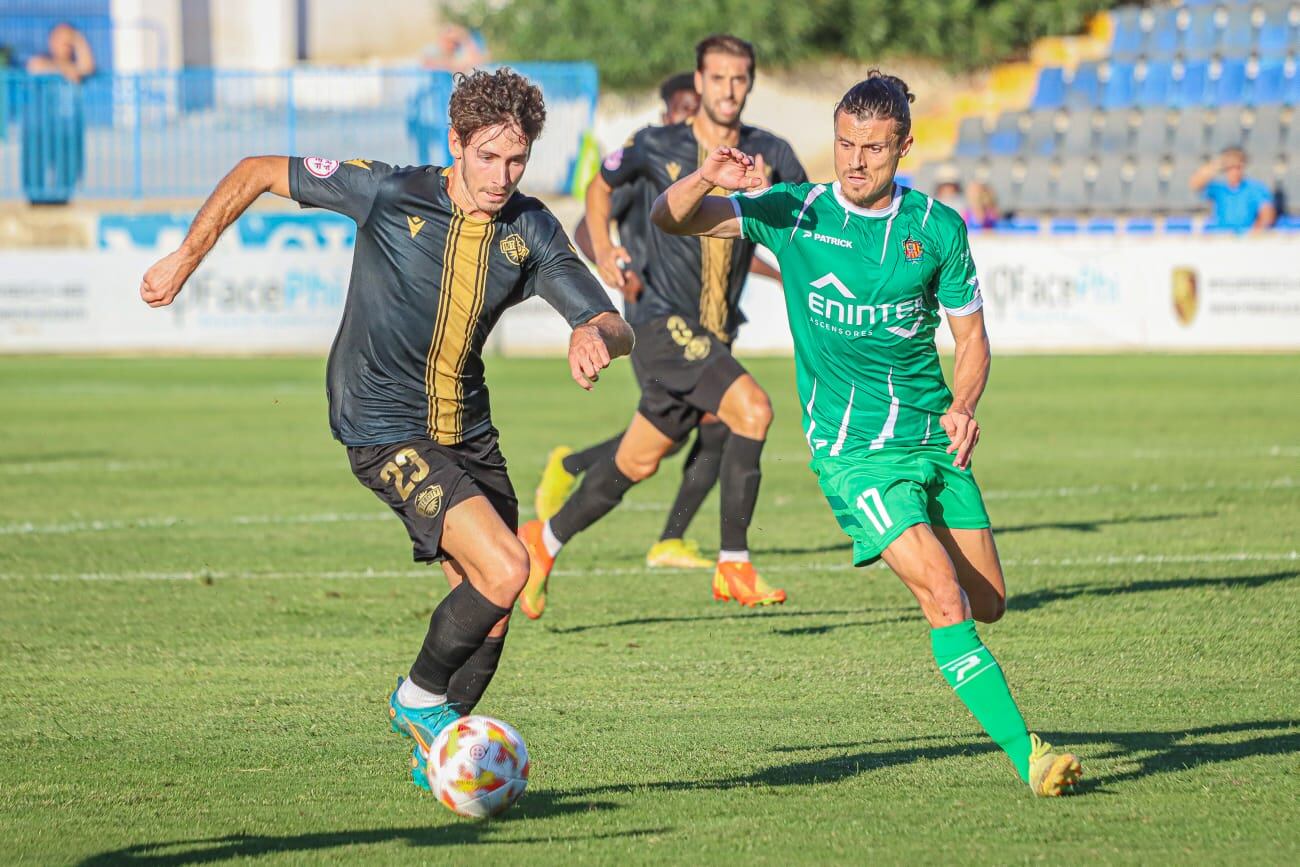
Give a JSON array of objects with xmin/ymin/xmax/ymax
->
[
  {"xmin": 523, "ymin": 216, "xmax": 618, "ymax": 327},
  {"xmin": 937, "ymin": 220, "xmax": 983, "ymax": 316},
  {"xmin": 599, "ymin": 128, "xmax": 650, "ymax": 189},
  {"xmin": 289, "ymin": 157, "xmax": 393, "ymax": 225},
  {"xmin": 1201, "ymin": 179, "xmax": 1227, "ymax": 204},
  {"xmin": 729, "ymin": 182, "xmax": 808, "ymax": 255}
]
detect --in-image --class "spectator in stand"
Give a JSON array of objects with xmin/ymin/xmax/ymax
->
[
  {"xmin": 1189, "ymin": 147, "xmax": 1276, "ymax": 233},
  {"xmin": 25, "ymin": 22, "xmax": 95, "ymax": 81},
  {"xmin": 422, "ymin": 24, "xmax": 489, "ymax": 73},
  {"xmin": 933, "ymin": 167, "xmax": 998, "ymax": 229}
]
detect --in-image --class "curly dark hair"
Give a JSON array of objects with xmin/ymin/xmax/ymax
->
[
  {"xmin": 835, "ymin": 70, "xmax": 916, "ymax": 141},
  {"xmin": 448, "ymin": 67, "xmax": 547, "ymax": 146}
]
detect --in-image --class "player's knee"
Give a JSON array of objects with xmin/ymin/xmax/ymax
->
[
  {"xmin": 912, "ymin": 569, "xmax": 967, "ymax": 625},
  {"xmin": 474, "ymin": 536, "xmax": 530, "ymax": 599},
  {"xmin": 729, "ymin": 392, "xmax": 773, "ymax": 439},
  {"xmin": 973, "ymin": 595, "xmax": 1006, "ymax": 624},
  {"xmin": 617, "ymin": 453, "xmax": 660, "ymax": 483}
]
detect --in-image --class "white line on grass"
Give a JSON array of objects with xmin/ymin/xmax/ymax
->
[{"xmin": 2, "ymin": 551, "xmax": 1294, "ymax": 583}]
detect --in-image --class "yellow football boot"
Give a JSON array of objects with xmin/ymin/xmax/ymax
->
[
  {"xmin": 646, "ymin": 538, "xmax": 713, "ymax": 569},
  {"xmin": 1027, "ymin": 733, "xmax": 1083, "ymax": 797},
  {"xmin": 534, "ymin": 446, "xmax": 577, "ymax": 522}
]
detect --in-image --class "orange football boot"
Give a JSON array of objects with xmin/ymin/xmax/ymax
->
[
  {"xmin": 517, "ymin": 519, "xmax": 555, "ymax": 620},
  {"xmin": 712, "ymin": 561, "xmax": 787, "ymax": 607}
]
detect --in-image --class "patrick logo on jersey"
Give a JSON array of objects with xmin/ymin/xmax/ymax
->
[{"xmin": 807, "ymin": 272, "xmax": 925, "ymax": 339}]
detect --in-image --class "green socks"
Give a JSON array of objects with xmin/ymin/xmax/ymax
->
[{"xmin": 931, "ymin": 619, "xmax": 1032, "ymax": 782}]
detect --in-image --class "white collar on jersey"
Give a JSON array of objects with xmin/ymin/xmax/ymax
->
[{"xmin": 832, "ymin": 182, "xmax": 903, "ymax": 218}]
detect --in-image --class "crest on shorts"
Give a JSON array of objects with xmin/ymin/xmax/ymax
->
[
  {"xmin": 665, "ymin": 161, "xmax": 682, "ymax": 182},
  {"xmin": 684, "ymin": 335, "xmax": 710, "ymax": 361},
  {"xmin": 500, "ymin": 233, "xmax": 529, "ymax": 265},
  {"xmin": 902, "ymin": 236, "xmax": 924, "ymax": 262},
  {"xmin": 415, "ymin": 484, "xmax": 444, "ymax": 518}
]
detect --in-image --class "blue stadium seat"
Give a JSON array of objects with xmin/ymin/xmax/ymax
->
[
  {"xmin": 986, "ymin": 113, "xmax": 1021, "ymax": 156},
  {"xmin": 1209, "ymin": 59, "xmax": 1249, "ymax": 107},
  {"xmin": 1257, "ymin": 11, "xmax": 1292, "ymax": 59},
  {"xmin": 1164, "ymin": 216, "xmax": 1196, "ymax": 232},
  {"xmin": 1171, "ymin": 61, "xmax": 1211, "ymax": 108},
  {"xmin": 1032, "ymin": 67, "xmax": 1067, "ymax": 110},
  {"xmin": 1181, "ymin": 7, "xmax": 1221, "ymax": 59},
  {"xmin": 1219, "ymin": 8, "xmax": 1255, "ymax": 57},
  {"xmin": 1066, "ymin": 63, "xmax": 1103, "ymax": 109},
  {"xmin": 1124, "ymin": 217, "xmax": 1158, "ymax": 233},
  {"xmin": 1250, "ymin": 62, "xmax": 1288, "ymax": 104},
  {"xmin": 1147, "ymin": 8, "xmax": 1182, "ymax": 59},
  {"xmin": 994, "ymin": 218, "xmax": 1041, "ymax": 234},
  {"xmin": 1111, "ymin": 7, "xmax": 1145, "ymax": 62},
  {"xmin": 1086, "ymin": 218, "xmax": 1118, "ymax": 233},
  {"xmin": 1137, "ymin": 62, "xmax": 1175, "ymax": 106},
  {"xmin": 1049, "ymin": 218, "xmax": 1080, "ymax": 233},
  {"xmin": 1023, "ymin": 111, "xmax": 1060, "ymax": 156},
  {"xmin": 1102, "ymin": 62, "xmax": 1138, "ymax": 108}
]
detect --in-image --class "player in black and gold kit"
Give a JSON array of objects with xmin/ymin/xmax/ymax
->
[
  {"xmin": 139, "ymin": 69, "xmax": 633, "ymax": 792},
  {"xmin": 519, "ymin": 35, "xmax": 806, "ymax": 616}
]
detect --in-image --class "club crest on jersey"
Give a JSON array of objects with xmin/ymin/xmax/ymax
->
[
  {"xmin": 500, "ymin": 233, "xmax": 529, "ymax": 265},
  {"xmin": 665, "ymin": 161, "xmax": 682, "ymax": 181},
  {"xmin": 902, "ymin": 236, "xmax": 924, "ymax": 262}
]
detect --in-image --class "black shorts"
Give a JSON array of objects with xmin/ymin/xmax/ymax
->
[
  {"xmin": 347, "ymin": 428, "xmax": 518, "ymax": 564},
  {"xmin": 630, "ymin": 315, "xmax": 747, "ymax": 441}
]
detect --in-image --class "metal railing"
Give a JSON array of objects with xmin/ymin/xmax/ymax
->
[{"xmin": 0, "ymin": 63, "xmax": 598, "ymax": 202}]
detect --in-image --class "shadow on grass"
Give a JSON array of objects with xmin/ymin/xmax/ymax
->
[
  {"xmin": 1009, "ymin": 570, "xmax": 1299, "ymax": 613},
  {"xmin": 545, "ymin": 607, "xmax": 912, "ymax": 635},
  {"xmin": 997, "ymin": 511, "xmax": 1216, "ymax": 535},
  {"xmin": 79, "ymin": 792, "xmax": 664, "ymax": 865}
]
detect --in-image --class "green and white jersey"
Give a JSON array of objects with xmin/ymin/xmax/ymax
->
[{"xmin": 731, "ymin": 182, "xmax": 982, "ymax": 457}]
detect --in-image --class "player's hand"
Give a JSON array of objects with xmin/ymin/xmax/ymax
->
[
  {"xmin": 568, "ymin": 322, "xmax": 612, "ymax": 391},
  {"xmin": 620, "ymin": 267, "xmax": 644, "ymax": 302},
  {"xmin": 140, "ymin": 248, "xmax": 199, "ymax": 307},
  {"xmin": 700, "ymin": 146, "xmax": 764, "ymax": 193},
  {"xmin": 595, "ymin": 245, "xmax": 632, "ymax": 290},
  {"xmin": 940, "ymin": 406, "xmax": 981, "ymax": 469},
  {"xmin": 745, "ymin": 153, "xmax": 771, "ymax": 191}
]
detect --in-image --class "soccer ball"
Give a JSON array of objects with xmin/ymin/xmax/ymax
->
[{"xmin": 428, "ymin": 715, "xmax": 530, "ymax": 818}]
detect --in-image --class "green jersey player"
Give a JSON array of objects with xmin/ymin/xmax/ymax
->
[{"xmin": 651, "ymin": 71, "xmax": 1083, "ymax": 797}]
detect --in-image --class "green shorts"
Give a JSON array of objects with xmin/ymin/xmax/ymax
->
[{"xmin": 812, "ymin": 445, "xmax": 991, "ymax": 567}]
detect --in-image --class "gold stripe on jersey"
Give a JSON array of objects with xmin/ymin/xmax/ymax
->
[
  {"xmin": 426, "ymin": 213, "xmax": 463, "ymax": 439},
  {"xmin": 428, "ymin": 214, "xmax": 495, "ymax": 443},
  {"xmin": 696, "ymin": 139, "xmax": 734, "ymax": 340}
]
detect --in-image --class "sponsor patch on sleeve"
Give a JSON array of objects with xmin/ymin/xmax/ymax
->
[
  {"xmin": 304, "ymin": 157, "xmax": 340, "ymax": 179},
  {"xmin": 602, "ymin": 149, "xmax": 624, "ymax": 171}
]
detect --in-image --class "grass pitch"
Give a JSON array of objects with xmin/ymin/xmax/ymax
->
[{"xmin": 1, "ymin": 354, "xmax": 1297, "ymax": 865}]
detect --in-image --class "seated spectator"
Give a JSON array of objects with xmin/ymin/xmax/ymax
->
[
  {"xmin": 422, "ymin": 24, "xmax": 488, "ymax": 73},
  {"xmin": 25, "ymin": 22, "xmax": 95, "ymax": 82},
  {"xmin": 1189, "ymin": 147, "xmax": 1276, "ymax": 233},
  {"xmin": 933, "ymin": 168, "xmax": 998, "ymax": 229}
]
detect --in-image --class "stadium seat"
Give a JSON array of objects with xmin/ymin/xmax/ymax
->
[
  {"xmin": 1049, "ymin": 218, "xmax": 1081, "ymax": 233},
  {"xmin": 1209, "ymin": 59, "xmax": 1249, "ymax": 107},
  {"xmin": 955, "ymin": 116, "xmax": 987, "ymax": 157},
  {"xmin": 1249, "ymin": 62, "xmax": 1288, "ymax": 104},
  {"xmin": 1017, "ymin": 158, "xmax": 1056, "ymax": 212},
  {"xmin": 1110, "ymin": 7, "xmax": 1146, "ymax": 62},
  {"xmin": 1134, "ymin": 108, "xmax": 1173, "ymax": 153},
  {"xmin": 986, "ymin": 112, "xmax": 1022, "ymax": 155},
  {"xmin": 1060, "ymin": 111, "xmax": 1097, "ymax": 155},
  {"xmin": 1056, "ymin": 161, "xmax": 1090, "ymax": 210},
  {"xmin": 1209, "ymin": 108, "xmax": 1248, "ymax": 152},
  {"xmin": 1128, "ymin": 155, "xmax": 1163, "ymax": 209},
  {"xmin": 984, "ymin": 157, "xmax": 1018, "ymax": 206},
  {"xmin": 1067, "ymin": 63, "xmax": 1103, "ymax": 109},
  {"xmin": 1032, "ymin": 67, "xmax": 1067, "ymax": 110},
  {"xmin": 1286, "ymin": 68, "xmax": 1300, "ymax": 105},
  {"xmin": 1097, "ymin": 110, "xmax": 1134, "ymax": 152},
  {"xmin": 1166, "ymin": 156, "xmax": 1207, "ymax": 212},
  {"xmin": 1181, "ymin": 7, "xmax": 1221, "ymax": 59},
  {"xmin": 1124, "ymin": 217, "xmax": 1158, "ymax": 232},
  {"xmin": 1245, "ymin": 108, "xmax": 1285, "ymax": 158},
  {"xmin": 1218, "ymin": 8, "xmax": 1256, "ymax": 57},
  {"xmin": 1102, "ymin": 61, "xmax": 1138, "ymax": 108},
  {"xmin": 1282, "ymin": 162, "xmax": 1300, "ymax": 212},
  {"xmin": 1092, "ymin": 154, "xmax": 1129, "ymax": 211},
  {"xmin": 1164, "ymin": 215, "xmax": 1196, "ymax": 232},
  {"xmin": 1147, "ymin": 8, "xmax": 1182, "ymax": 59},
  {"xmin": 1172, "ymin": 109, "xmax": 1210, "ymax": 154},
  {"xmin": 1136, "ymin": 62, "xmax": 1175, "ymax": 106},
  {"xmin": 994, "ymin": 217, "xmax": 1042, "ymax": 233},
  {"xmin": 1257, "ymin": 10, "xmax": 1292, "ymax": 59},
  {"xmin": 1085, "ymin": 218, "xmax": 1119, "ymax": 232},
  {"xmin": 1171, "ymin": 61, "xmax": 1211, "ymax": 108},
  {"xmin": 1023, "ymin": 110, "xmax": 1060, "ymax": 156}
]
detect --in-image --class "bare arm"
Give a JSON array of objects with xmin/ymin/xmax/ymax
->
[
  {"xmin": 941, "ymin": 308, "xmax": 991, "ymax": 469},
  {"xmin": 140, "ymin": 157, "xmax": 290, "ymax": 307},
  {"xmin": 1189, "ymin": 157, "xmax": 1220, "ymax": 193},
  {"xmin": 748, "ymin": 255, "xmax": 781, "ymax": 280},
  {"xmin": 584, "ymin": 175, "xmax": 634, "ymax": 290},
  {"xmin": 651, "ymin": 146, "xmax": 761, "ymax": 239},
  {"xmin": 575, "ymin": 212, "xmax": 643, "ymax": 300},
  {"xmin": 1253, "ymin": 201, "xmax": 1278, "ymax": 233},
  {"xmin": 68, "ymin": 29, "xmax": 95, "ymax": 80},
  {"xmin": 568, "ymin": 311, "xmax": 634, "ymax": 390}
]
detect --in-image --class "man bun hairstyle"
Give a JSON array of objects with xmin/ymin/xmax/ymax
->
[
  {"xmin": 449, "ymin": 67, "xmax": 547, "ymax": 146},
  {"xmin": 835, "ymin": 70, "xmax": 915, "ymax": 140},
  {"xmin": 695, "ymin": 33, "xmax": 756, "ymax": 78}
]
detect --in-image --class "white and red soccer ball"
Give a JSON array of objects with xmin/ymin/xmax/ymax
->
[{"xmin": 428, "ymin": 716, "xmax": 530, "ymax": 818}]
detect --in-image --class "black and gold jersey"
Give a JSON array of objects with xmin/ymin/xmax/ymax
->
[
  {"xmin": 289, "ymin": 157, "xmax": 615, "ymax": 447},
  {"xmin": 599, "ymin": 120, "xmax": 806, "ymax": 341}
]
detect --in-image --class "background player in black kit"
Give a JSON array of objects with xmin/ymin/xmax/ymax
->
[
  {"xmin": 138, "ymin": 69, "xmax": 633, "ymax": 791},
  {"xmin": 519, "ymin": 35, "xmax": 806, "ymax": 616},
  {"xmin": 549, "ymin": 71, "xmax": 785, "ymax": 572}
]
